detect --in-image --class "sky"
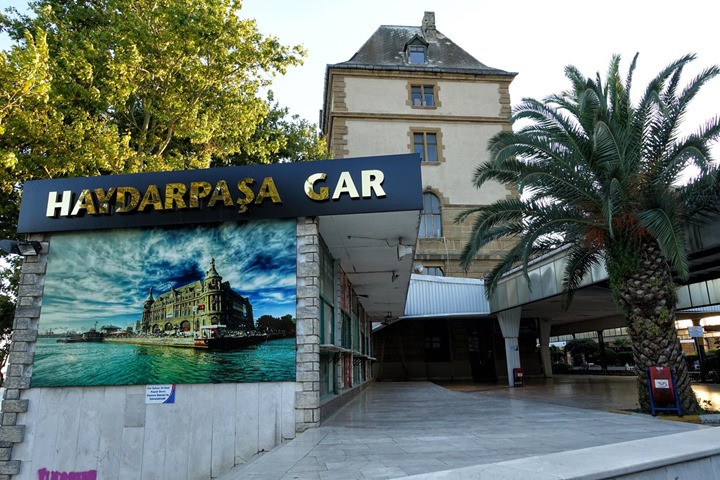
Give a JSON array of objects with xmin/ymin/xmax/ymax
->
[
  {"xmin": 38, "ymin": 220, "xmax": 297, "ymax": 333},
  {"xmin": 1, "ymin": 0, "xmax": 718, "ymax": 155}
]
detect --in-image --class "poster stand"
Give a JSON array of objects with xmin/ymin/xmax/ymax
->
[{"xmin": 646, "ymin": 366, "xmax": 682, "ymax": 416}]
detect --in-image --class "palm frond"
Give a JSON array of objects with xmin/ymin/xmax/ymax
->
[
  {"xmin": 460, "ymin": 53, "xmax": 720, "ymax": 303},
  {"xmin": 561, "ymin": 245, "xmax": 604, "ymax": 308}
]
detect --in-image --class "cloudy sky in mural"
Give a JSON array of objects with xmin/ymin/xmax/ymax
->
[{"xmin": 39, "ymin": 220, "xmax": 296, "ymax": 333}]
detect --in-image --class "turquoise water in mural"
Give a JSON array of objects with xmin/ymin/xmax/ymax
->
[{"xmin": 31, "ymin": 337, "xmax": 296, "ymax": 387}]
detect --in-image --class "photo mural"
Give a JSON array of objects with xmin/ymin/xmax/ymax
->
[{"xmin": 31, "ymin": 219, "xmax": 297, "ymax": 387}]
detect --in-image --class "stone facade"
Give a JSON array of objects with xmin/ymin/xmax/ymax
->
[{"xmin": 322, "ymin": 12, "xmax": 520, "ymax": 385}]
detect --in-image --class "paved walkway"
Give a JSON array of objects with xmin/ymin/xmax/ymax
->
[{"xmin": 219, "ymin": 377, "xmax": 712, "ymax": 480}]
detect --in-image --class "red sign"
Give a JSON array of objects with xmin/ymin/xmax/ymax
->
[
  {"xmin": 648, "ymin": 366, "xmax": 675, "ymax": 403},
  {"xmin": 197, "ymin": 305, "xmax": 205, "ymax": 311}
]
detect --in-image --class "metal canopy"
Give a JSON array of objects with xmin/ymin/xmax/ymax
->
[{"xmin": 318, "ymin": 210, "xmax": 420, "ymax": 320}]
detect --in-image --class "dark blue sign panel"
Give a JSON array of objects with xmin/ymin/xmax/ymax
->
[{"xmin": 18, "ymin": 154, "xmax": 422, "ymax": 233}]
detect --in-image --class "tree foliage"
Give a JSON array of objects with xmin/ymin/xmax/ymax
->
[
  {"xmin": 1, "ymin": 0, "xmax": 327, "ymax": 179},
  {"xmin": 256, "ymin": 314, "xmax": 295, "ymax": 336},
  {"xmin": 564, "ymin": 338, "xmax": 598, "ymax": 358},
  {"xmin": 458, "ymin": 54, "xmax": 720, "ymax": 413}
]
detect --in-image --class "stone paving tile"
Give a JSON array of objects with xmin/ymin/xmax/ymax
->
[
  {"xmin": 218, "ymin": 380, "xmax": 708, "ymax": 480},
  {"xmin": 357, "ymin": 465, "xmax": 410, "ymax": 479}
]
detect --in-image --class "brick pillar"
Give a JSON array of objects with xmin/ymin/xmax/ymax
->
[
  {"xmin": 0, "ymin": 234, "xmax": 48, "ymax": 478},
  {"xmin": 295, "ymin": 218, "xmax": 321, "ymax": 431}
]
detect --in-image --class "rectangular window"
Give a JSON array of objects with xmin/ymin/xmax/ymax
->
[
  {"xmin": 413, "ymin": 132, "xmax": 438, "ymax": 162},
  {"xmin": 322, "ymin": 300, "xmax": 333, "ymax": 344},
  {"xmin": 411, "ymin": 85, "xmax": 435, "ymax": 107},
  {"xmin": 408, "ymin": 45, "xmax": 426, "ymax": 64},
  {"xmin": 341, "ymin": 312, "xmax": 351, "ymax": 349},
  {"xmin": 320, "ymin": 242, "xmax": 334, "ymax": 299}
]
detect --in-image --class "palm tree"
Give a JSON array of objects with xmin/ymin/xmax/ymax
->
[
  {"xmin": 612, "ymin": 337, "xmax": 632, "ymax": 352},
  {"xmin": 458, "ymin": 54, "xmax": 720, "ymax": 413}
]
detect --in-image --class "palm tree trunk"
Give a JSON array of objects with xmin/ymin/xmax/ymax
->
[{"xmin": 614, "ymin": 240, "xmax": 699, "ymax": 414}]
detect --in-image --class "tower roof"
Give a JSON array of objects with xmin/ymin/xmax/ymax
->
[
  {"xmin": 330, "ymin": 12, "xmax": 515, "ymax": 77},
  {"xmin": 206, "ymin": 258, "xmax": 220, "ymax": 280}
]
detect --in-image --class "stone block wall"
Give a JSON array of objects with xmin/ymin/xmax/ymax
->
[
  {"xmin": 295, "ymin": 217, "xmax": 321, "ymax": 430},
  {"xmin": 0, "ymin": 233, "xmax": 47, "ymax": 479}
]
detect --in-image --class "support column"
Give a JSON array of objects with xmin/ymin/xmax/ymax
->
[
  {"xmin": 692, "ymin": 318, "xmax": 706, "ymax": 381},
  {"xmin": 597, "ymin": 330, "xmax": 607, "ymax": 371},
  {"xmin": 498, "ymin": 307, "xmax": 522, "ymax": 386},
  {"xmin": 296, "ymin": 217, "xmax": 321, "ymax": 431},
  {"xmin": 539, "ymin": 319, "xmax": 553, "ymax": 378}
]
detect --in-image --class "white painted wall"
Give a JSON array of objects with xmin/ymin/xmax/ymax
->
[
  {"xmin": 344, "ymin": 119, "xmax": 508, "ymax": 205},
  {"xmin": 344, "ymin": 77, "xmax": 409, "ymax": 114},
  {"xmin": 437, "ymin": 81, "xmax": 502, "ymax": 117},
  {"xmin": 343, "ymin": 76, "xmax": 502, "ymax": 117},
  {"xmin": 424, "ymin": 122, "xmax": 509, "ymax": 205},
  {"xmin": 12, "ymin": 382, "xmax": 296, "ymax": 480}
]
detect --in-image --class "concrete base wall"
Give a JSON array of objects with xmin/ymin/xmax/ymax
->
[{"xmin": 12, "ymin": 382, "xmax": 295, "ymax": 480}]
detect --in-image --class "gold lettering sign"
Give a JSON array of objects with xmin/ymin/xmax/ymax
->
[
  {"xmin": 115, "ymin": 187, "xmax": 141, "ymax": 213},
  {"xmin": 189, "ymin": 182, "xmax": 212, "ymax": 208},
  {"xmin": 255, "ymin": 177, "xmax": 282, "ymax": 205},
  {"xmin": 208, "ymin": 180, "xmax": 233, "ymax": 208},
  {"xmin": 138, "ymin": 185, "xmax": 164, "ymax": 212},
  {"xmin": 165, "ymin": 183, "xmax": 188, "ymax": 210},
  {"xmin": 237, "ymin": 178, "xmax": 255, "ymax": 213},
  {"xmin": 42, "ymin": 168, "xmax": 389, "ymax": 220}
]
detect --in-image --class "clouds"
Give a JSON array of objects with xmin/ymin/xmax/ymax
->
[{"xmin": 40, "ymin": 220, "xmax": 297, "ymax": 332}]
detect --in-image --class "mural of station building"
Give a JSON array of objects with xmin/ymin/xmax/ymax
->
[{"xmin": 141, "ymin": 258, "xmax": 254, "ymax": 335}]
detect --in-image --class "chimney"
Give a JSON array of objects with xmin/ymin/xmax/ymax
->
[{"xmin": 422, "ymin": 11, "xmax": 436, "ymax": 40}]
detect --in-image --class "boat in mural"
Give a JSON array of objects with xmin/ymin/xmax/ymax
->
[
  {"xmin": 102, "ymin": 325, "xmax": 271, "ymax": 350},
  {"xmin": 57, "ymin": 323, "xmax": 105, "ymax": 343}
]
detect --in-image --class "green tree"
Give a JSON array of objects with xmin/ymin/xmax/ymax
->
[
  {"xmin": 612, "ymin": 337, "xmax": 632, "ymax": 351},
  {"xmin": 458, "ymin": 54, "xmax": 720, "ymax": 413},
  {"xmin": 0, "ymin": 27, "xmax": 51, "ymax": 237},
  {"xmin": 256, "ymin": 314, "xmax": 295, "ymax": 336},
  {"xmin": 565, "ymin": 338, "xmax": 599, "ymax": 360},
  {"xmin": 1, "ymin": 0, "xmax": 327, "ymax": 178},
  {"xmin": 213, "ymin": 98, "xmax": 327, "ymax": 166},
  {"xmin": 0, "ymin": 256, "xmax": 20, "ymax": 383}
]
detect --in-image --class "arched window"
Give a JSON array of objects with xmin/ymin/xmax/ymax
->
[{"xmin": 419, "ymin": 193, "xmax": 442, "ymax": 238}]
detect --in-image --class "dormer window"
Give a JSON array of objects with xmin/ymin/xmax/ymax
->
[
  {"xmin": 408, "ymin": 45, "xmax": 426, "ymax": 64},
  {"xmin": 405, "ymin": 36, "xmax": 429, "ymax": 65}
]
